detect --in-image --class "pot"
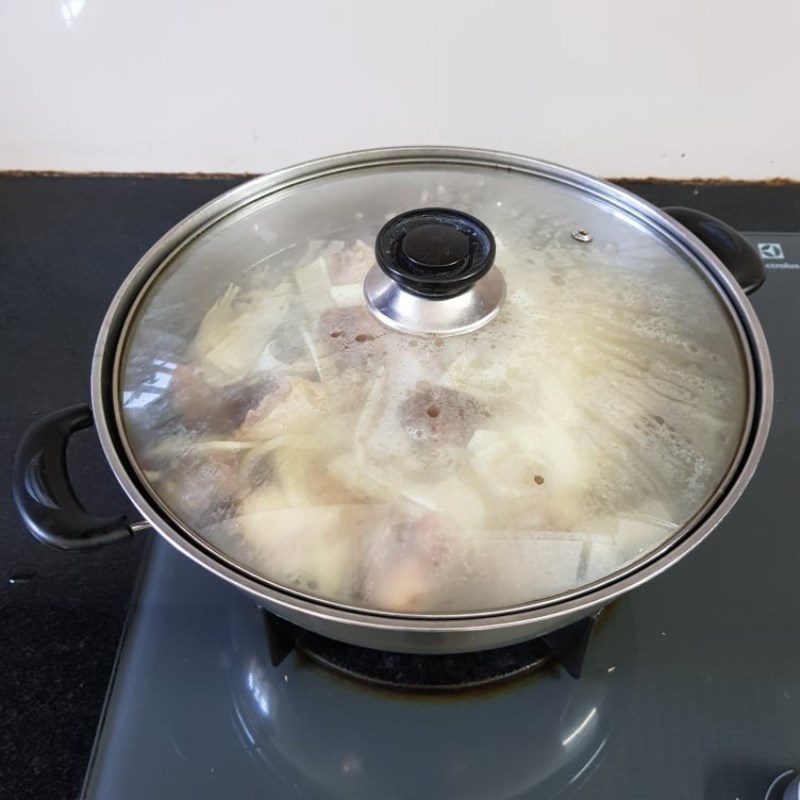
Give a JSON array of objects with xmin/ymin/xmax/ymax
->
[{"xmin": 12, "ymin": 147, "xmax": 772, "ymax": 653}]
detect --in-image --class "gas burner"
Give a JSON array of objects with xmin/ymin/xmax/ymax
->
[{"xmin": 262, "ymin": 612, "xmax": 597, "ymax": 691}]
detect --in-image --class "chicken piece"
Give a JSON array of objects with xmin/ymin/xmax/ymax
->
[
  {"xmin": 226, "ymin": 486, "xmax": 389, "ymax": 598},
  {"xmin": 317, "ymin": 306, "xmax": 387, "ymax": 373},
  {"xmin": 363, "ymin": 514, "xmax": 455, "ymax": 613},
  {"xmin": 467, "ymin": 423, "xmax": 594, "ymax": 531},
  {"xmin": 158, "ymin": 451, "xmax": 239, "ymax": 528},
  {"xmin": 399, "ymin": 382, "xmax": 487, "ymax": 448},
  {"xmin": 172, "ymin": 363, "xmax": 287, "ymax": 434},
  {"xmin": 236, "ymin": 376, "xmax": 361, "ymax": 442},
  {"xmin": 235, "ymin": 376, "xmax": 294, "ymax": 436},
  {"xmin": 369, "ymin": 559, "xmax": 430, "ymax": 613},
  {"xmin": 352, "ymin": 372, "xmax": 487, "ymax": 485},
  {"xmin": 237, "ymin": 446, "xmax": 276, "ymax": 494}
]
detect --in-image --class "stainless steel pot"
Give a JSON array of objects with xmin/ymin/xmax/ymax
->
[{"xmin": 12, "ymin": 147, "xmax": 772, "ymax": 654}]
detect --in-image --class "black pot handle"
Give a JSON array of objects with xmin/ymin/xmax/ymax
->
[
  {"xmin": 662, "ymin": 206, "xmax": 765, "ymax": 295},
  {"xmin": 12, "ymin": 404, "xmax": 140, "ymax": 550}
]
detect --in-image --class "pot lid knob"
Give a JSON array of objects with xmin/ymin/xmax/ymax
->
[{"xmin": 375, "ymin": 208, "xmax": 496, "ymax": 299}]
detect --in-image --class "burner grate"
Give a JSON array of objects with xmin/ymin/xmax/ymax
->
[{"xmin": 262, "ymin": 613, "xmax": 597, "ymax": 691}]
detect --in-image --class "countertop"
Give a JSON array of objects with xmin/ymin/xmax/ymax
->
[{"xmin": 1, "ymin": 174, "xmax": 798, "ymax": 800}]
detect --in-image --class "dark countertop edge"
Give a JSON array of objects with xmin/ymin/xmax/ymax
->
[{"xmin": 2, "ymin": 169, "xmax": 799, "ymax": 186}]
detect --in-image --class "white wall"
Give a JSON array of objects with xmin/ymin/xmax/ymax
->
[{"xmin": 1, "ymin": 0, "xmax": 799, "ymax": 178}]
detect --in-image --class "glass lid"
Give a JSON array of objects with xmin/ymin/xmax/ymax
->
[{"xmin": 117, "ymin": 154, "xmax": 750, "ymax": 615}]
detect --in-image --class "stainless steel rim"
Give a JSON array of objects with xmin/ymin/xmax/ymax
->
[{"xmin": 91, "ymin": 146, "xmax": 773, "ymax": 635}]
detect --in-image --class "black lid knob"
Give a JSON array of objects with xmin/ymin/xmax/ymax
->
[{"xmin": 375, "ymin": 208, "xmax": 496, "ymax": 299}]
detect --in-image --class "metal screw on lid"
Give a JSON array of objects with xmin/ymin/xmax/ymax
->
[
  {"xmin": 571, "ymin": 228, "xmax": 593, "ymax": 243},
  {"xmin": 364, "ymin": 207, "xmax": 506, "ymax": 336}
]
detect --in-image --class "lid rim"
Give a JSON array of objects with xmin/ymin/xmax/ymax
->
[{"xmin": 90, "ymin": 145, "xmax": 772, "ymax": 624}]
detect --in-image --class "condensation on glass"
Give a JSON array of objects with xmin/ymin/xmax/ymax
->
[{"xmin": 119, "ymin": 164, "xmax": 748, "ymax": 614}]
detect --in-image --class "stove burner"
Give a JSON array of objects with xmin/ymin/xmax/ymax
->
[{"xmin": 262, "ymin": 613, "xmax": 597, "ymax": 691}]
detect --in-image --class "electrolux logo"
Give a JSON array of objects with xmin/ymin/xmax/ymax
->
[
  {"xmin": 758, "ymin": 243, "xmax": 785, "ymax": 260},
  {"xmin": 754, "ymin": 240, "xmax": 800, "ymax": 270},
  {"xmin": 746, "ymin": 234, "xmax": 800, "ymax": 270}
]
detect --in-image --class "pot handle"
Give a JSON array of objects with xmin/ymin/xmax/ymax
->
[
  {"xmin": 12, "ymin": 404, "xmax": 142, "ymax": 550},
  {"xmin": 662, "ymin": 206, "xmax": 765, "ymax": 295}
]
